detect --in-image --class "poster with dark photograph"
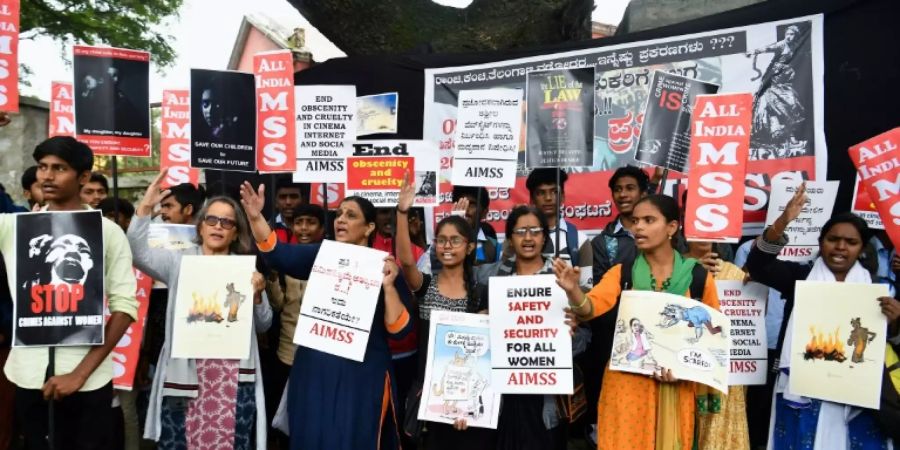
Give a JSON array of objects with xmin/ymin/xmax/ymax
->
[
  {"xmin": 525, "ymin": 68, "xmax": 594, "ymax": 168},
  {"xmin": 634, "ymin": 71, "xmax": 719, "ymax": 173},
  {"xmin": 13, "ymin": 211, "xmax": 105, "ymax": 347},
  {"xmin": 73, "ymin": 46, "xmax": 150, "ymax": 157},
  {"xmin": 190, "ymin": 69, "xmax": 257, "ymax": 172}
]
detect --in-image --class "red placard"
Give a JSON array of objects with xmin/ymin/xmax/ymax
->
[
  {"xmin": 159, "ymin": 89, "xmax": 199, "ymax": 187},
  {"xmin": 73, "ymin": 45, "xmax": 151, "ymax": 157},
  {"xmin": 0, "ymin": 0, "xmax": 19, "ymax": 112},
  {"xmin": 48, "ymin": 81, "xmax": 75, "ymax": 137},
  {"xmin": 683, "ymin": 93, "xmax": 752, "ymax": 243},
  {"xmin": 111, "ymin": 268, "xmax": 152, "ymax": 390},
  {"xmin": 310, "ymin": 182, "xmax": 345, "ymax": 209},
  {"xmin": 849, "ymin": 127, "xmax": 900, "ymax": 248},
  {"xmin": 254, "ymin": 50, "xmax": 296, "ymax": 172}
]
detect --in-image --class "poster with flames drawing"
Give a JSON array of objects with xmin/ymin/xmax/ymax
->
[
  {"xmin": 294, "ymin": 240, "xmax": 388, "ymax": 362},
  {"xmin": 610, "ymin": 290, "xmax": 730, "ymax": 393},
  {"xmin": 789, "ymin": 281, "xmax": 887, "ymax": 408},
  {"xmin": 171, "ymin": 255, "xmax": 256, "ymax": 359}
]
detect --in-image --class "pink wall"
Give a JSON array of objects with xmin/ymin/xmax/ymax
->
[{"xmin": 237, "ymin": 26, "xmax": 313, "ymax": 73}]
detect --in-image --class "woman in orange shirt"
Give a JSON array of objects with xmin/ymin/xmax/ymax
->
[{"xmin": 557, "ymin": 194, "xmax": 721, "ymax": 450}]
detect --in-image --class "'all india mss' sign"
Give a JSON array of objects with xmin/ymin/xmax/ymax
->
[{"xmin": 489, "ymin": 274, "xmax": 573, "ymax": 394}]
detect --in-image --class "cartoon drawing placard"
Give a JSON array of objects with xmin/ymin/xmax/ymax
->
[
  {"xmin": 489, "ymin": 274, "xmax": 573, "ymax": 395},
  {"xmin": 418, "ymin": 311, "xmax": 501, "ymax": 429},
  {"xmin": 612, "ymin": 290, "xmax": 730, "ymax": 393},
  {"xmin": 294, "ymin": 240, "xmax": 387, "ymax": 362},
  {"xmin": 789, "ymin": 281, "xmax": 887, "ymax": 409},
  {"xmin": 13, "ymin": 211, "xmax": 105, "ymax": 347},
  {"xmin": 171, "ymin": 255, "xmax": 256, "ymax": 359}
]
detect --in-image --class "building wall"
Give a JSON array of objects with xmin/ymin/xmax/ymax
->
[
  {"xmin": 236, "ymin": 27, "xmax": 283, "ymax": 72},
  {"xmin": 0, "ymin": 98, "xmax": 49, "ymax": 206}
]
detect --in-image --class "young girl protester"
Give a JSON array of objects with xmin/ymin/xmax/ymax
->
[
  {"xmin": 238, "ymin": 182, "xmax": 414, "ymax": 450},
  {"xmin": 745, "ymin": 183, "xmax": 899, "ymax": 449},
  {"xmin": 129, "ymin": 171, "xmax": 272, "ymax": 449},
  {"xmin": 473, "ymin": 205, "xmax": 582, "ymax": 450},
  {"xmin": 560, "ymin": 194, "xmax": 721, "ymax": 450},
  {"xmin": 394, "ymin": 174, "xmax": 496, "ymax": 449},
  {"xmin": 684, "ymin": 241, "xmax": 750, "ymax": 450}
]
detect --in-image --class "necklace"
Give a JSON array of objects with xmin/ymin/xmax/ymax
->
[{"xmin": 649, "ymin": 273, "xmax": 672, "ymax": 292}]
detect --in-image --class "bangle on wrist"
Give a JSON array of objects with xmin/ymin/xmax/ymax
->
[{"xmin": 571, "ymin": 294, "xmax": 589, "ymax": 310}]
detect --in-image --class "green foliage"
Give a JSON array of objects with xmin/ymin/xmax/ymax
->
[{"xmin": 20, "ymin": 0, "xmax": 183, "ymax": 68}]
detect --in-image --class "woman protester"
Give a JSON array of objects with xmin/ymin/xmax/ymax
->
[
  {"xmin": 238, "ymin": 182, "xmax": 413, "ymax": 450},
  {"xmin": 473, "ymin": 205, "xmax": 582, "ymax": 450},
  {"xmin": 394, "ymin": 174, "xmax": 496, "ymax": 449},
  {"xmin": 129, "ymin": 171, "xmax": 272, "ymax": 450},
  {"xmin": 745, "ymin": 183, "xmax": 895, "ymax": 449},
  {"xmin": 684, "ymin": 241, "xmax": 750, "ymax": 450},
  {"xmin": 560, "ymin": 194, "xmax": 720, "ymax": 450}
]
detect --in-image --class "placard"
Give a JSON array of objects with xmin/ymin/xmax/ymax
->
[
  {"xmin": 683, "ymin": 93, "xmax": 752, "ymax": 243},
  {"xmin": 525, "ymin": 68, "xmax": 594, "ymax": 168},
  {"xmin": 488, "ymin": 274, "xmax": 573, "ymax": 394},
  {"xmin": 73, "ymin": 46, "xmax": 151, "ymax": 157},
  {"xmin": 294, "ymin": 240, "xmax": 386, "ymax": 362},
  {"xmin": 851, "ymin": 175, "xmax": 884, "ymax": 230},
  {"xmin": 418, "ymin": 311, "xmax": 501, "ymax": 429},
  {"xmin": 159, "ymin": 89, "xmax": 199, "ymax": 188},
  {"xmin": 13, "ymin": 211, "xmax": 105, "ymax": 347},
  {"xmin": 111, "ymin": 267, "xmax": 152, "ymax": 390},
  {"xmin": 255, "ymin": 50, "xmax": 296, "ymax": 173},
  {"xmin": 849, "ymin": 128, "xmax": 900, "ymax": 248},
  {"xmin": 48, "ymin": 81, "xmax": 75, "ymax": 137},
  {"xmin": 171, "ymin": 255, "xmax": 256, "ymax": 359},
  {"xmin": 293, "ymin": 85, "xmax": 356, "ymax": 182},
  {"xmin": 634, "ymin": 71, "xmax": 719, "ymax": 172},
  {"xmin": 716, "ymin": 280, "xmax": 767, "ymax": 385},
  {"xmin": 789, "ymin": 281, "xmax": 887, "ymax": 408},
  {"xmin": 357, "ymin": 92, "xmax": 398, "ymax": 136},
  {"xmin": 0, "ymin": 0, "xmax": 19, "ymax": 112},
  {"xmin": 765, "ymin": 180, "xmax": 838, "ymax": 261},
  {"xmin": 611, "ymin": 290, "xmax": 730, "ymax": 393},
  {"xmin": 345, "ymin": 140, "xmax": 440, "ymax": 207},
  {"xmin": 451, "ymin": 88, "xmax": 523, "ymax": 188},
  {"xmin": 190, "ymin": 69, "xmax": 257, "ymax": 172}
]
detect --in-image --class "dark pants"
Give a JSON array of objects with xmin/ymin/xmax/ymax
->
[
  {"xmin": 16, "ymin": 383, "xmax": 114, "ymax": 450},
  {"xmin": 0, "ymin": 348, "xmax": 16, "ymax": 450}
]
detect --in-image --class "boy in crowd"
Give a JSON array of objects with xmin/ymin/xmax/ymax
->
[
  {"xmin": 273, "ymin": 179, "xmax": 306, "ymax": 243},
  {"xmin": 525, "ymin": 168, "xmax": 592, "ymax": 288},
  {"xmin": 99, "ymin": 197, "xmax": 136, "ymax": 232},
  {"xmin": 21, "ymin": 166, "xmax": 43, "ymax": 209},
  {"xmin": 158, "ymin": 183, "xmax": 204, "ymax": 224},
  {"xmin": 80, "ymin": 172, "xmax": 109, "ymax": 209},
  {"xmin": 0, "ymin": 136, "xmax": 137, "ymax": 449}
]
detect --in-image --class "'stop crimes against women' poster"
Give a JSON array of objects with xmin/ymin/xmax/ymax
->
[
  {"xmin": 423, "ymin": 16, "xmax": 825, "ymax": 236},
  {"xmin": 13, "ymin": 211, "xmax": 105, "ymax": 347}
]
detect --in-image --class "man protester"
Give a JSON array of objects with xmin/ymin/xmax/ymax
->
[
  {"xmin": 0, "ymin": 136, "xmax": 138, "ymax": 449},
  {"xmin": 21, "ymin": 166, "xmax": 44, "ymax": 210},
  {"xmin": 80, "ymin": 172, "xmax": 109, "ymax": 209},
  {"xmin": 273, "ymin": 179, "xmax": 306, "ymax": 244},
  {"xmin": 158, "ymin": 183, "xmax": 205, "ymax": 224},
  {"xmin": 524, "ymin": 168, "xmax": 592, "ymax": 288}
]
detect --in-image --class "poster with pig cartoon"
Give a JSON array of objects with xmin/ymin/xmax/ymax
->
[{"xmin": 419, "ymin": 311, "xmax": 501, "ymax": 429}]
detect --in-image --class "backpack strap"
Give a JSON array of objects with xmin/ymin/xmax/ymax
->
[
  {"xmin": 689, "ymin": 264, "xmax": 708, "ymax": 301},
  {"xmin": 619, "ymin": 259, "xmax": 634, "ymax": 292}
]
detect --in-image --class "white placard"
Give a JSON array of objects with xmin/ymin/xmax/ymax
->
[
  {"xmin": 293, "ymin": 85, "xmax": 357, "ymax": 183},
  {"xmin": 716, "ymin": 280, "xmax": 768, "ymax": 385},
  {"xmin": 171, "ymin": 255, "xmax": 256, "ymax": 359},
  {"xmin": 765, "ymin": 180, "xmax": 839, "ymax": 261},
  {"xmin": 418, "ymin": 311, "xmax": 501, "ymax": 429},
  {"xmin": 488, "ymin": 274, "xmax": 573, "ymax": 394},
  {"xmin": 450, "ymin": 89, "xmax": 523, "ymax": 188},
  {"xmin": 294, "ymin": 240, "xmax": 386, "ymax": 361}
]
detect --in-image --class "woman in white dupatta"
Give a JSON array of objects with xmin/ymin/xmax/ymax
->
[{"xmin": 745, "ymin": 183, "xmax": 897, "ymax": 450}]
